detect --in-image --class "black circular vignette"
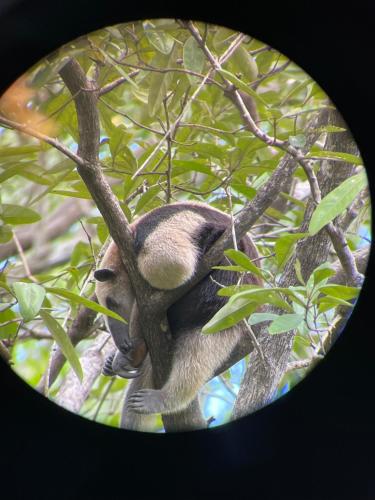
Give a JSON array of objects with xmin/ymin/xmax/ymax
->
[{"xmin": 0, "ymin": 1, "xmax": 374, "ymax": 499}]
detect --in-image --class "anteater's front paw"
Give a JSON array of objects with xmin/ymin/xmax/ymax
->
[{"xmin": 127, "ymin": 389, "xmax": 167, "ymax": 414}]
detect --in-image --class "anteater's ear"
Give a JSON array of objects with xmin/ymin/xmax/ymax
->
[
  {"xmin": 94, "ymin": 269, "xmax": 116, "ymax": 282},
  {"xmin": 195, "ymin": 223, "xmax": 226, "ymax": 253}
]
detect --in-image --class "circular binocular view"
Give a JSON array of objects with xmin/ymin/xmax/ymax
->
[{"xmin": 0, "ymin": 19, "xmax": 371, "ymax": 433}]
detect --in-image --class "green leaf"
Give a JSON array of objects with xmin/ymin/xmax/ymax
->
[
  {"xmin": 172, "ymin": 160, "xmax": 216, "ymax": 177},
  {"xmin": 45, "ymin": 287, "xmax": 126, "ymax": 323},
  {"xmin": 306, "ymin": 150, "xmax": 362, "ymax": 165},
  {"xmin": 212, "ymin": 27, "xmax": 235, "ymax": 50},
  {"xmin": 213, "ymin": 265, "xmax": 245, "ymax": 272},
  {"xmin": 294, "ymin": 258, "xmax": 305, "ymax": 285},
  {"xmin": 183, "ymin": 36, "xmax": 205, "ymax": 83},
  {"xmin": 52, "ymin": 190, "xmax": 92, "ymax": 199},
  {"xmin": 39, "ymin": 310, "xmax": 83, "ymax": 382},
  {"xmin": 0, "ymin": 204, "xmax": 41, "ymax": 225},
  {"xmin": 224, "ymin": 249, "xmax": 264, "ymax": 278},
  {"xmin": 289, "ymin": 134, "xmax": 306, "ymax": 148},
  {"xmin": 180, "ymin": 142, "xmax": 227, "ymax": 160},
  {"xmin": 268, "ymin": 313, "xmax": 304, "ymax": 335},
  {"xmin": 312, "ymin": 263, "xmax": 336, "ymax": 286},
  {"xmin": 293, "ymin": 334, "xmax": 311, "ymax": 348},
  {"xmin": 231, "ymin": 183, "xmax": 257, "ymax": 200},
  {"xmin": 280, "ymin": 79, "xmax": 312, "ymax": 106},
  {"xmin": 248, "ymin": 312, "xmax": 279, "ymax": 325},
  {"xmin": 0, "ymin": 224, "xmax": 12, "ymax": 243},
  {"xmin": 218, "ymin": 68, "xmax": 270, "ymax": 108},
  {"xmin": 109, "ymin": 126, "xmax": 132, "ymax": 162},
  {"xmin": 0, "ymin": 308, "xmax": 18, "ymax": 339},
  {"xmin": 202, "ymin": 298, "xmax": 258, "ymax": 334},
  {"xmin": 148, "ymin": 48, "xmax": 176, "ymax": 117},
  {"xmin": 274, "ymin": 233, "xmax": 307, "ymax": 269},
  {"xmin": 134, "ymin": 185, "xmax": 162, "ymax": 214},
  {"xmin": 0, "ymin": 145, "xmax": 41, "ymax": 158},
  {"xmin": 203, "ymin": 287, "xmax": 293, "ymax": 334},
  {"xmin": 318, "ymin": 296, "xmax": 353, "ymax": 313},
  {"xmin": 217, "ymin": 284, "xmax": 260, "ymax": 297},
  {"xmin": 279, "ymin": 192, "xmax": 306, "ymax": 208},
  {"xmin": 13, "ymin": 282, "xmax": 46, "ymax": 322},
  {"xmin": 255, "ymin": 50, "xmax": 276, "ymax": 73},
  {"xmin": 309, "ymin": 172, "xmax": 367, "ymax": 235},
  {"xmin": 319, "ymin": 284, "xmax": 360, "ymax": 300},
  {"xmin": 230, "ymin": 45, "xmax": 258, "ymax": 82},
  {"xmin": 144, "ymin": 26, "xmax": 175, "ymax": 55}
]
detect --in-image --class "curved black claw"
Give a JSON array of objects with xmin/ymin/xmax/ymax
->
[
  {"xmin": 127, "ymin": 389, "xmax": 166, "ymax": 414},
  {"xmin": 118, "ymin": 338, "xmax": 133, "ymax": 355},
  {"xmin": 115, "ymin": 366, "xmax": 141, "ymax": 379},
  {"xmin": 102, "ymin": 353, "xmax": 115, "ymax": 377}
]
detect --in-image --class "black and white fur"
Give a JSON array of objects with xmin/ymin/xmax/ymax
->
[{"xmin": 94, "ymin": 201, "xmax": 261, "ymax": 431}]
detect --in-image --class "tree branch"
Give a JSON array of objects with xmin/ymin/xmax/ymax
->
[
  {"xmin": 0, "ymin": 115, "xmax": 85, "ymax": 166},
  {"xmin": 55, "ymin": 332, "xmax": 115, "ymax": 413},
  {"xmin": 58, "ymin": 58, "xmax": 146, "ymax": 296}
]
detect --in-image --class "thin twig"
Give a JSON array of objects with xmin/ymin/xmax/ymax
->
[
  {"xmin": 0, "ymin": 115, "xmax": 86, "ymax": 166},
  {"xmin": 93, "ymin": 378, "xmax": 115, "ymax": 421},
  {"xmin": 12, "ymin": 231, "xmax": 37, "ymax": 283},
  {"xmin": 225, "ymin": 186, "xmax": 238, "ymax": 251},
  {"xmin": 243, "ymin": 320, "xmax": 266, "ymax": 365},
  {"xmin": 99, "ymin": 97, "xmax": 164, "ymax": 136},
  {"xmin": 99, "ymin": 70, "xmax": 140, "ymax": 95},
  {"xmin": 219, "ymin": 374, "xmax": 237, "ymax": 398},
  {"xmin": 163, "ymin": 98, "xmax": 173, "ymax": 204}
]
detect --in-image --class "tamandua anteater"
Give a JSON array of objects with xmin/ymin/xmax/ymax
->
[{"xmin": 94, "ymin": 201, "xmax": 261, "ymax": 430}]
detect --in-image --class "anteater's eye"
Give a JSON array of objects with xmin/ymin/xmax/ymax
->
[{"xmin": 106, "ymin": 296, "xmax": 119, "ymax": 310}]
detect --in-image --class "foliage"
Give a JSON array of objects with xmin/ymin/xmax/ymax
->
[{"xmin": 0, "ymin": 19, "xmax": 370, "ymax": 431}]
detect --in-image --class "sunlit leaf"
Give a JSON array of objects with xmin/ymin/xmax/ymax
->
[
  {"xmin": 203, "ymin": 287, "xmax": 293, "ymax": 334},
  {"xmin": 248, "ymin": 312, "xmax": 279, "ymax": 325},
  {"xmin": 268, "ymin": 313, "xmax": 304, "ymax": 335},
  {"xmin": 0, "ymin": 224, "xmax": 12, "ymax": 243},
  {"xmin": 0, "ymin": 204, "xmax": 41, "ymax": 225},
  {"xmin": 0, "ymin": 308, "xmax": 18, "ymax": 339},
  {"xmin": 289, "ymin": 134, "xmax": 306, "ymax": 148},
  {"xmin": 274, "ymin": 233, "xmax": 307, "ymax": 269},
  {"xmin": 134, "ymin": 185, "xmax": 162, "ymax": 214},
  {"xmin": 183, "ymin": 36, "xmax": 206, "ymax": 83},
  {"xmin": 45, "ymin": 287, "xmax": 126, "ymax": 323},
  {"xmin": 148, "ymin": 48, "xmax": 177, "ymax": 117},
  {"xmin": 230, "ymin": 45, "xmax": 258, "ymax": 82},
  {"xmin": 218, "ymin": 68, "xmax": 270, "ymax": 108},
  {"xmin": 309, "ymin": 172, "xmax": 367, "ymax": 235},
  {"xmin": 144, "ymin": 26, "xmax": 175, "ymax": 55},
  {"xmin": 224, "ymin": 249, "xmax": 264, "ymax": 278},
  {"xmin": 0, "ymin": 145, "xmax": 41, "ymax": 158},
  {"xmin": 39, "ymin": 310, "xmax": 83, "ymax": 382},
  {"xmin": 202, "ymin": 298, "xmax": 258, "ymax": 334},
  {"xmin": 318, "ymin": 296, "xmax": 353, "ymax": 313},
  {"xmin": 311, "ymin": 263, "xmax": 336, "ymax": 286},
  {"xmin": 319, "ymin": 284, "xmax": 360, "ymax": 300},
  {"xmin": 306, "ymin": 150, "xmax": 362, "ymax": 165},
  {"xmin": 13, "ymin": 282, "xmax": 45, "ymax": 322}
]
